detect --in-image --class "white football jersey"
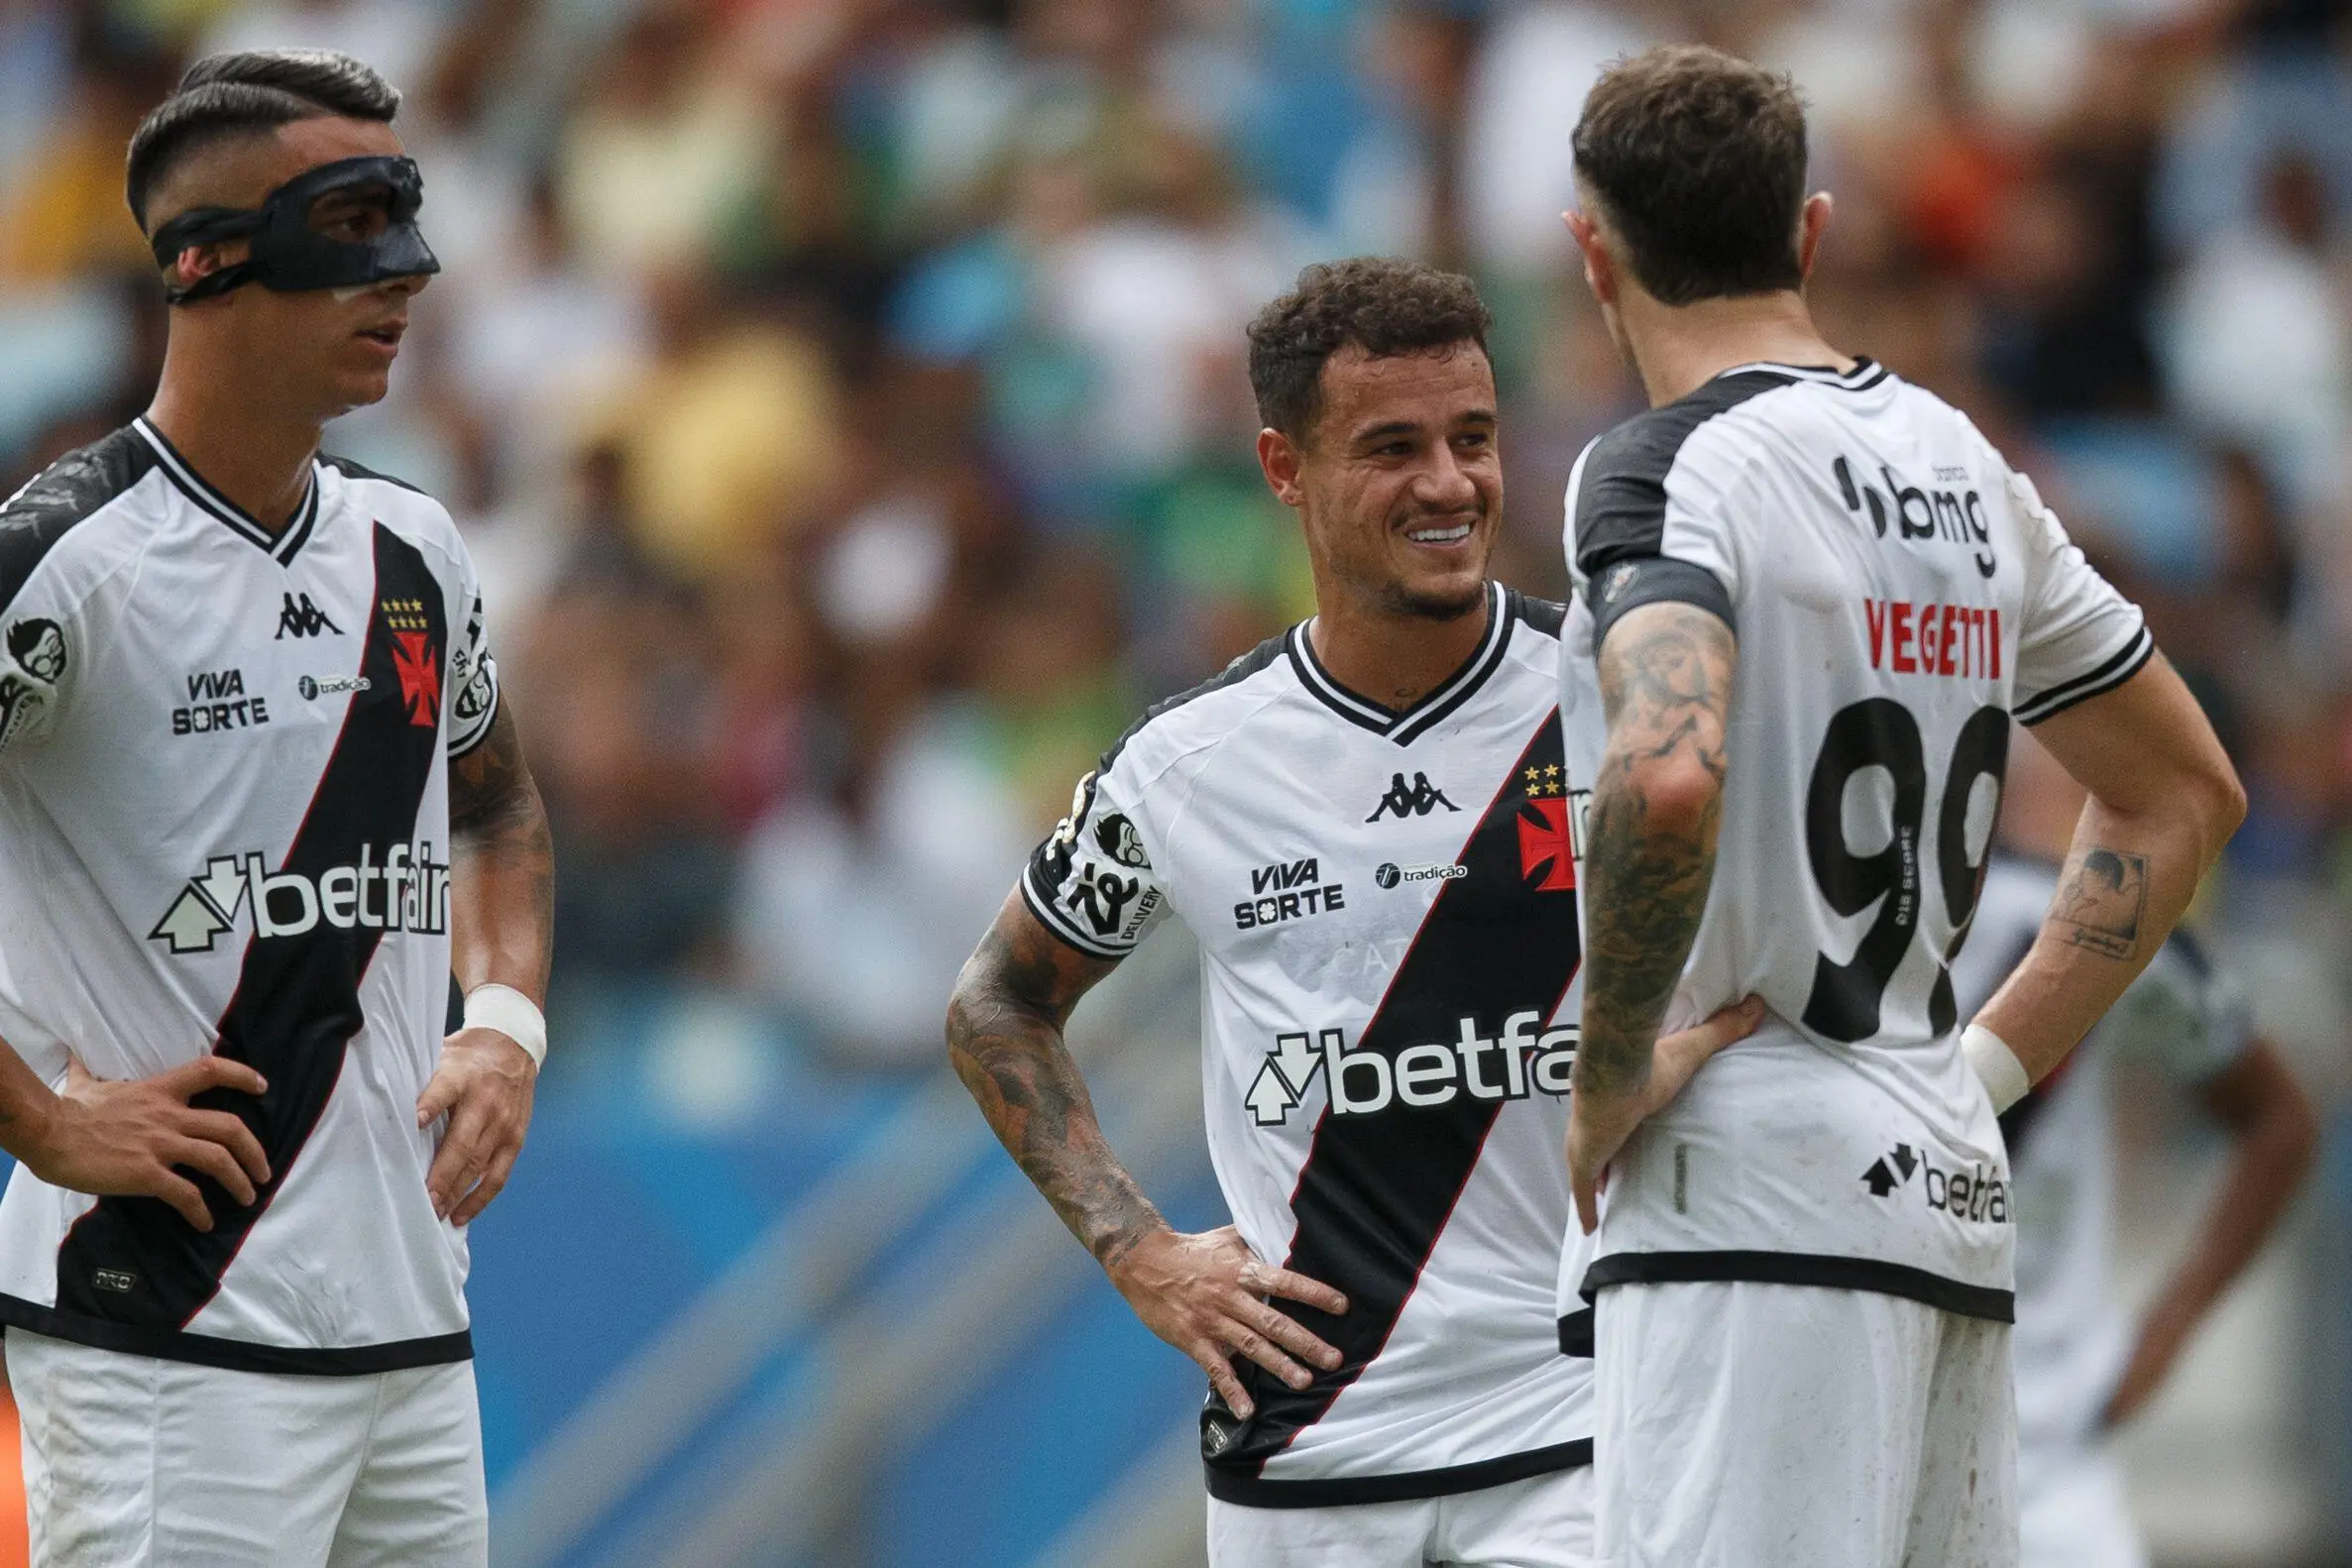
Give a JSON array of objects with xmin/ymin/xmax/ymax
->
[
  {"xmin": 0, "ymin": 419, "xmax": 500, "ymax": 1373},
  {"xmin": 1951, "ymin": 855, "xmax": 2251, "ymax": 1458},
  {"xmin": 1560, "ymin": 360, "xmax": 2151, "ymax": 1313},
  {"xmin": 1023, "ymin": 584, "xmax": 1594, "ymax": 1507}
]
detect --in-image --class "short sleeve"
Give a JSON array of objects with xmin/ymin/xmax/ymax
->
[
  {"xmin": 1566, "ymin": 411, "xmax": 1741, "ymax": 656},
  {"xmin": 444, "ymin": 569, "xmax": 502, "ymax": 759},
  {"xmin": 1019, "ymin": 756, "xmax": 1174, "ymax": 960},
  {"xmin": 0, "ymin": 593, "xmax": 74, "ymax": 756},
  {"xmin": 2102, "ymin": 927, "xmax": 2255, "ymax": 1084},
  {"xmin": 2005, "ymin": 469, "xmax": 2154, "ymax": 726}
]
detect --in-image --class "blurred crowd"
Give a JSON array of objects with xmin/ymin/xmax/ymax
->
[{"xmin": 6, "ymin": 0, "xmax": 2352, "ymax": 1072}]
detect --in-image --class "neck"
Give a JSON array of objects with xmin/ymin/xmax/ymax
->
[
  {"xmin": 1309, "ymin": 581, "xmax": 1492, "ymax": 713},
  {"xmin": 146, "ymin": 345, "xmax": 324, "ymax": 532},
  {"xmin": 1618, "ymin": 288, "xmax": 1848, "ymax": 407}
]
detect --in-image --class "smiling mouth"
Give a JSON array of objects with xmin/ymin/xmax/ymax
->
[{"xmin": 1405, "ymin": 521, "xmax": 1474, "ymax": 544}]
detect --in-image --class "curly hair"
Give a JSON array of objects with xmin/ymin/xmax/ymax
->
[
  {"xmin": 1572, "ymin": 45, "xmax": 1809, "ymax": 306},
  {"xmin": 1245, "ymin": 257, "xmax": 1493, "ymax": 441}
]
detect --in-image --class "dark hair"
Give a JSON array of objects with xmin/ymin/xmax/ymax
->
[
  {"xmin": 126, "ymin": 51, "xmax": 402, "ymax": 230},
  {"xmin": 1572, "ymin": 45, "xmax": 1809, "ymax": 306},
  {"xmin": 1246, "ymin": 257, "xmax": 1492, "ymax": 440}
]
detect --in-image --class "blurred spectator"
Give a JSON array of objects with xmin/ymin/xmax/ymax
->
[{"xmin": 2161, "ymin": 149, "xmax": 2351, "ymax": 503}]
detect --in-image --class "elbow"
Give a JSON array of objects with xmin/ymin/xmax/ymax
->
[
  {"xmin": 2193, "ymin": 753, "xmax": 2249, "ymax": 863},
  {"xmin": 1620, "ymin": 754, "xmax": 1722, "ymax": 844},
  {"xmin": 2272, "ymin": 1078, "xmax": 2322, "ymax": 1187}
]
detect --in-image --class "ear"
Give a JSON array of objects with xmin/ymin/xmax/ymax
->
[
  {"xmin": 1797, "ymin": 191, "xmax": 1834, "ymax": 279},
  {"xmin": 1258, "ymin": 426, "xmax": 1307, "ymax": 508},
  {"xmin": 1563, "ymin": 206, "xmax": 1617, "ymax": 307},
  {"xmin": 161, "ymin": 240, "xmax": 237, "ymax": 298}
]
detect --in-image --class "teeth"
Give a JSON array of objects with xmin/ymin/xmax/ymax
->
[{"xmin": 1407, "ymin": 523, "xmax": 1473, "ymax": 543}]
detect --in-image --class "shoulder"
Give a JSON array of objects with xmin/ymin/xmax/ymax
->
[
  {"xmin": 318, "ymin": 453, "xmax": 469, "ymax": 567},
  {"xmin": 1569, "ymin": 370, "xmax": 1810, "ymax": 563},
  {"xmin": 1099, "ymin": 627, "xmax": 1295, "ymax": 788},
  {"xmin": 1506, "ymin": 586, "xmax": 1566, "ymax": 641},
  {"xmin": 0, "ymin": 427, "xmax": 160, "ymax": 610},
  {"xmin": 316, "ymin": 449, "xmax": 430, "ymax": 500},
  {"xmin": 1572, "ymin": 373, "xmax": 1797, "ymax": 506}
]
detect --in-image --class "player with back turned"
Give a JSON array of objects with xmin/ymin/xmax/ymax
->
[
  {"xmin": 1552, "ymin": 46, "xmax": 2246, "ymax": 1568},
  {"xmin": 946, "ymin": 257, "xmax": 1754, "ymax": 1567},
  {"xmin": 0, "ymin": 50, "xmax": 552, "ymax": 1565}
]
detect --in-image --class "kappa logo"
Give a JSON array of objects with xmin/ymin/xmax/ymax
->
[
  {"xmin": 1365, "ymin": 772, "xmax": 1458, "ymax": 823},
  {"xmin": 1515, "ymin": 766, "xmax": 1582, "ymax": 892},
  {"xmin": 1244, "ymin": 1011, "xmax": 1578, "ymax": 1126},
  {"xmin": 276, "ymin": 592, "xmax": 342, "ymax": 639},
  {"xmin": 149, "ymin": 841, "xmax": 452, "ymax": 954},
  {"xmin": 1860, "ymin": 1141, "xmax": 2010, "ymax": 1224}
]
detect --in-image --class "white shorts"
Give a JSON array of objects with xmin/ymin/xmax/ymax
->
[
  {"xmin": 2018, "ymin": 1443, "xmax": 2145, "ymax": 1568},
  {"xmin": 1593, "ymin": 1281, "xmax": 2017, "ymax": 1568},
  {"xmin": 7, "ymin": 1328, "xmax": 487, "ymax": 1568},
  {"xmin": 1208, "ymin": 1462, "xmax": 1594, "ymax": 1568}
]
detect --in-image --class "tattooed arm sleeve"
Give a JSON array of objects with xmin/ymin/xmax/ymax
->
[
  {"xmin": 1975, "ymin": 655, "xmax": 2243, "ymax": 1082},
  {"xmin": 1572, "ymin": 601, "xmax": 1737, "ymax": 1106},
  {"xmin": 448, "ymin": 700, "xmax": 554, "ymax": 1004},
  {"xmin": 946, "ymin": 890, "xmax": 1165, "ymax": 1269}
]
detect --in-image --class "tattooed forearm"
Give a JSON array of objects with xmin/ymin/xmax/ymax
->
[
  {"xmin": 449, "ymin": 702, "xmax": 555, "ymax": 999},
  {"xmin": 947, "ymin": 904, "xmax": 1163, "ymax": 1269},
  {"xmin": 1575, "ymin": 603, "xmax": 1737, "ymax": 1103},
  {"xmin": 2048, "ymin": 844, "xmax": 2149, "ymax": 959}
]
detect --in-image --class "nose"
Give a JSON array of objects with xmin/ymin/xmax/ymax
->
[
  {"xmin": 387, "ymin": 270, "xmax": 429, "ymax": 299},
  {"xmin": 1414, "ymin": 441, "xmax": 1477, "ymax": 510}
]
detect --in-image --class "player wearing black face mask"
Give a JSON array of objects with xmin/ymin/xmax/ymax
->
[{"xmin": 0, "ymin": 50, "xmax": 552, "ymax": 1568}]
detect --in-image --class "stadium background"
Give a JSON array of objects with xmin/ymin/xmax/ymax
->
[{"xmin": 1, "ymin": 0, "xmax": 2350, "ymax": 1561}]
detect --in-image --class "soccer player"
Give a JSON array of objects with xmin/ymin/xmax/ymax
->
[
  {"xmin": 1553, "ymin": 46, "xmax": 2246, "ymax": 1567},
  {"xmin": 0, "ymin": 51, "xmax": 552, "ymax": 1565},
  {"xmin": 1952, "ymin": 735, "xmax": 2315, "ymax": 1568},
  {"xmin": 946, "ymin": 257, "xmax": 1755, "ymax": 1567}
]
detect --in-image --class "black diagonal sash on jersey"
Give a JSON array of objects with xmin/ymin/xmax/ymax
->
[
  {"xmin": 56, "ymin": 524, "xmax": 445, "ymax": 1328},
  {"xmin": 1210, "ymin": 715, "xmax": 1581, "ymax": 1476}
]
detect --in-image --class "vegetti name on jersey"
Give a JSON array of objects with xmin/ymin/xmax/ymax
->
[
  {"xmin": 1022, "ymin": 584, "xmax": 1595, "ymax": 1508},
  {"xmin": 1560, "ymin": 360, "xmax": 2151, "ymax": 1318},
  {"xmin": 0, "ymin": 419, "xmax": 500, "ymax": 1374}
]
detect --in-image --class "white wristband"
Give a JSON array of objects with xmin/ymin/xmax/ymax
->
[
  {"xmin": 1961, "ymin": 1022, "xmax": 2029, "ymax": 1115},
  {"xmin": 464, "ymin": 983, "xmax": 546, "ymax": 1068}
]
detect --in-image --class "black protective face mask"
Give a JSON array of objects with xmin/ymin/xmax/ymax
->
[{"xmin": 148, "ymin": 154, "xmax": 441, "ymax": 306}]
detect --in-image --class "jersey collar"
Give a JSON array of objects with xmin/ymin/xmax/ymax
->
[
  {"xmin": 1288, "ymin": 581, "xmax": 1515, "ymax": 745},
  {"xmin": 1711, "ymin": 356, "xmax": 1888, "ymax": 392},
  {"xmin": 133, "ymin": 418, "xmax": 321, "ymax": 567}
]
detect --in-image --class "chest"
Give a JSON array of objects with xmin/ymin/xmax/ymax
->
[{"xmin": 1176, "ymin": 707, "xmax": 1581, "ymax": 1007}]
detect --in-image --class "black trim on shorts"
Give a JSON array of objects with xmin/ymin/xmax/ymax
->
[
  {"xmin": 1582, "ymin": 1250, "xmax": 2015, "ymax": 1323},
  {"xmin": 1204, "ymin": 1438, "xmax": 1591, "ymax": 1510},
  {"xmin": 0, "ymin": 1294, "xmax": 472, "ymax": 1376}
]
